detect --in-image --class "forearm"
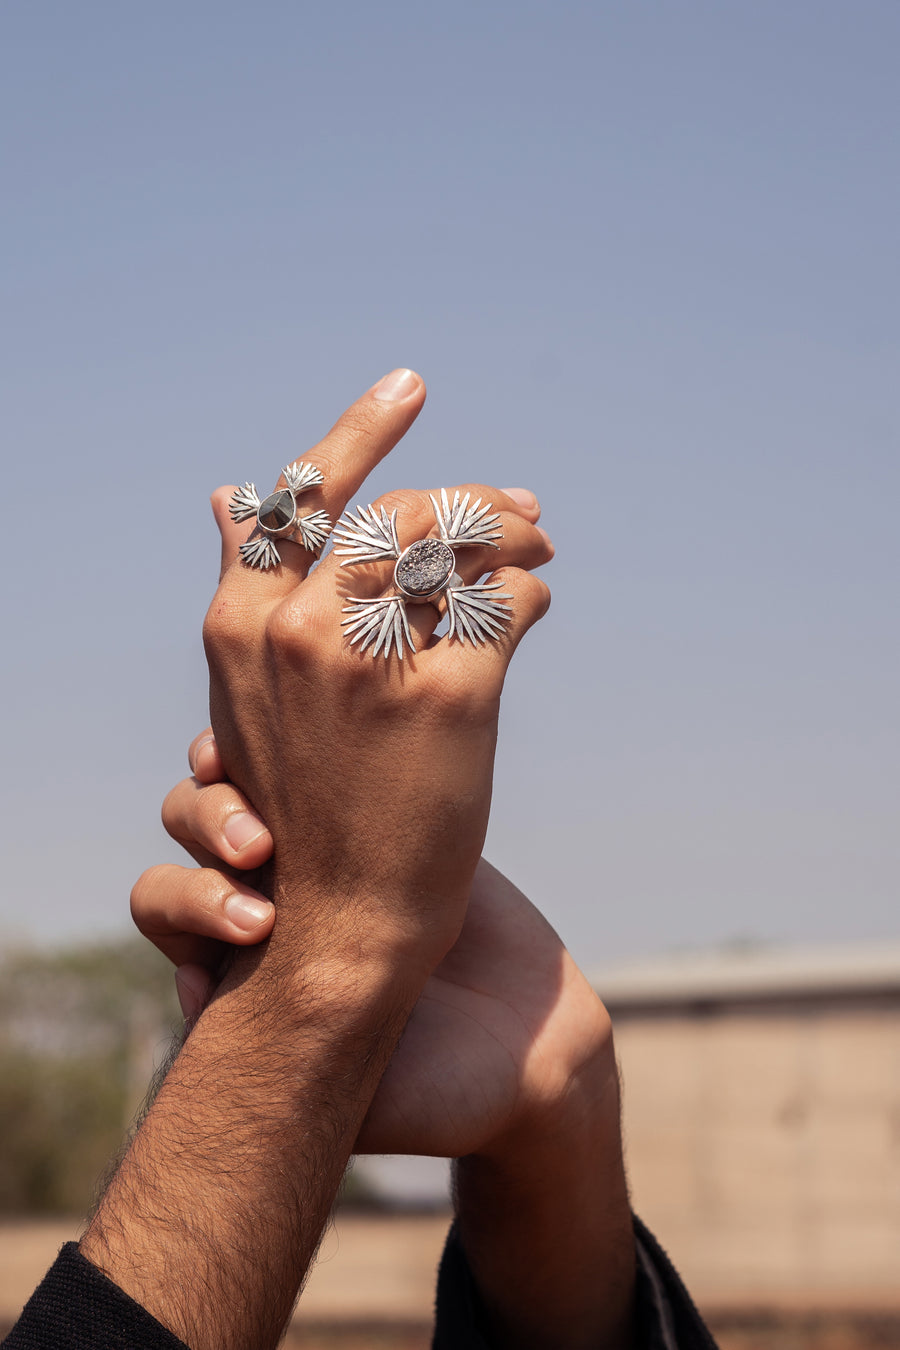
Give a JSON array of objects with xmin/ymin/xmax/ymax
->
[
  {"xmin": 80, "ymin": 924, "xmax": 423, "ymax": 1350},
  {"xmin": 454, "ymin": 1046, "xmax": 635, "ymax": 1350}
]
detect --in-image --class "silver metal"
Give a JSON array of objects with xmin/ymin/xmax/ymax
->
[
  {"xmin": 341, "ymin": 595, "xmax": 415, "ymax": 660},
  {"xmin": 333, "ymin": 504, "xmax": 401, "ymax": 564},
  {"xmin": 446, "ymin": 582, "xmax": 513, "ymax": 645},
  {"xmin": 333, "ymin": 490, "xmax": 512, "ymax": 658},
  {"xmin": 230, "ymin": 461, "xmax": 332, "ymax": 570},
  {"xmin": 431, "ymin": 488, "xmax": 503, "ymax": 549}
]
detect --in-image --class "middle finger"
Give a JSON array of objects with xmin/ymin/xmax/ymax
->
[{"xmin": 215, "ymin": 368, "xmax": 427, "ymax": 588}]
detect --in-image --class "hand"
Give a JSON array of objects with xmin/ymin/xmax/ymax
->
[
  {"xmin": 135, "ymin": 733, "xmax": 635, "ymax": 1350},
  {"xmin": 201, "ymin": 370, "xmax": 553, "ymax": 986},
  {"xmin": 83, "ymin": 373, "xmax": 564, "ymax": 1350},
  {"xmin": 134, "ymin": 734, "xmax": 616, "ymax": 1159},
  {"xmin": 83, "ymin": 373, "xmax": 555, "ymax": 1350}
]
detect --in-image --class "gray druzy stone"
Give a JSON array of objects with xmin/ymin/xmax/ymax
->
[{"xmin": 395, "ymin": 538, "xmax": 455, "ymax": 598}]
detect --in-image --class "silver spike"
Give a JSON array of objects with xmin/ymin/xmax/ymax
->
[
  {"xmin": 341, "ymin": 595, "xmax": 415, "ymax": 658},
  {"xmin": 446, "ymin": 582, "xmax": 513, "ymax": 645},
  {"xmin": 431, "ymin": 488, "xmax": 502, "ymax": 549},
  {"xmin": 229, "ymin": 482, "xmax": 261, "ymax": 523},
  {"xmin": 295, "ymin": 509, "xmax": 333, "ymax": 553},
  {"xmin": 238, "ymin": 536, "xmax": 281, "ymax": 570},
  {"xmin": 282, "ymin": 460, "xmax": 325, "ymax": 494},
  {"xmin": 334, "ymin": 505, "xmax": 402, "ymax": 564}
]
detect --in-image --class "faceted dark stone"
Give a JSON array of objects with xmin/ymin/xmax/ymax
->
[
  {"xmin": 395, "ymin": 538, "xmax": 455, "ymax": 599},
  {"xmin": 258, "ymin": 489, "xmax": 295, "ymax": 534}
]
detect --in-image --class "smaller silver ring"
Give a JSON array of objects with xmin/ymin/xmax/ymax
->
[{"xmin": 228, "ymin": 460, "xmax": 333, "ymax": 570}]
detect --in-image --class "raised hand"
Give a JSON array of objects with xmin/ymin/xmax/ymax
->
[
  {"xmin": 82, "ymin": 372, "xmax": 556, "ymax": 1350},
  {"xmin": 201, "ymin": 380, "xmax": 552, "ymax": 984}
]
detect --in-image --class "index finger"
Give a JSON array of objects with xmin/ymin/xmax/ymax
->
[{"xmin": 216, "ymin": 368, "xmax": 426, "ymax": 586}]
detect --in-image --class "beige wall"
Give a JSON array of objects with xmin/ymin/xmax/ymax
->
[{"xmin": 614, "ymin": 1002, "xmax": 900, "ymax": 1307}]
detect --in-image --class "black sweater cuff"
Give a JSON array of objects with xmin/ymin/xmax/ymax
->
[{"xmin": 2, "ymin": 1243, "xmax": 190, "ymax": 1350}]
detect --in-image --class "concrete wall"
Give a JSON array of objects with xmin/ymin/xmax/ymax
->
[{"xmin": 613, "ymin": 999, "xmax": 900, "ymax": 1307}]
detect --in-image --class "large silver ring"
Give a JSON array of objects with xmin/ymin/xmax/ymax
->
[
  {"xmin": 229, "ymin": 461, "xmax": 332, "ymax": 570},
  {"xmin": 333, "ymin": 489, "xmax": 513, "ymax": 659}
]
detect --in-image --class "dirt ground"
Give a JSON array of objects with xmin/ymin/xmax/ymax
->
[{"xmin": 2, "ymin": 1215, "xmax": 898, "ymax": 1349}]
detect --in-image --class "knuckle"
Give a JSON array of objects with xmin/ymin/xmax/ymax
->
[
  {"xmin": 130, "ymin": 866, "xmax": 162, "ymax": 920},
  {"xmin": 202, "ymin": 594, "xmax": 253, "ymax": 664},
  {"xmin": 371, "ymin": 487, "xmax": 417, "ymax": 516},
  {"xmin": 266, "ymin": 589, "xmax": 333, "ymax": 665},
  {"xmin": 418, "ymin": 662, "xmax": 487, "ymax": 720},
  {"xmin": 516, "ymin": 570, "xmax": 552, "ymax": 619},
  {"xmin": 369, "ymin": 489, "xmax": 432, "ymax": 540},
  {"xmin": 160, "ymin": 783, "xmax": 185, "ymax": 835},
  {"xmin": 206, "ymin": 780, "xmax": 248, "ymax": 820},
  {"xmin": 185, "ymin": 867, "xmax": 224, "ymax": 914}
]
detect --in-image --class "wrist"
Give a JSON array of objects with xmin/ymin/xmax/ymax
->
[
  {"xmin": 470, "ymin": 962, "xmax": 620, "ymax": 1169},
  {"xmin": 453, "ymin": 991, "xmax": 634, "ymax": 1350},
  {"xmin": 258, "ymin": 861, "xmax": 473, "ymax": 987},
  {"xmin": 218, "ymin": 928, "xmax": 429, "ymax": 1042},
  {"xmin": 460, "ymin": 1044, "xmax": 623, "ymax": 1196},
  {"xmin": 82, "ymin": 917, "xmax": 427, "ymax": 1350}
]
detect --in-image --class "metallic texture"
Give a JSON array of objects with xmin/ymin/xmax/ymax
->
[
  {"xmin": 332, "ymin": 490, "xmax": 512, "ymax": 658},
  {"xmin": 230, "ymin": 461, "xmax": 331, "ymax": 570},
  {"xmin": 431, "ymin": 488, "xmax": 503, "ymax": 549},
  {"xmin": 341, "ymin": 595, "xmax": 415, "ymax": 659},
  {"xmin": 394, "ymin": 539, "xmax": 456, "ymax": 601},
  {"xmin": 333, "ymin": 504, "xmax": 401, "ymax": 564},
  {"xmin": 446, "ymin": 582, "xmax": 514, "ymax": 645}
]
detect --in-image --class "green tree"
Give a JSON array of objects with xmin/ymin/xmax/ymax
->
[{"xmin": 0, "ymin": 938, "xmax": 180, "ymax": 1216}]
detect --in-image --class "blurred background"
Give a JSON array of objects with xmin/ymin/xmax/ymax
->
[{"xmin": 1, "ymin": 3, "xmax": 898, "ymax": 1346}]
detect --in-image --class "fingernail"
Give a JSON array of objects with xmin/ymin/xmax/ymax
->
[
  {"xmin": 537, "ymin": 526, "xmax": 555, "ymax": 555},
  {"xmin": 189, "ymin": 734, "xmax": 214, "ymax": 775},
  {"xmin": 223, "ymin": 811, "xmax": 268, "ymax": 852},
  {"xmin": 502, "ymin": 487, "xmax": 538, "ymax": 510},
  {"xmin": 225, "ymin": 893, "xmax": 274, "ymax": 932},
  {"xmin": 372, "ymin": 368, "xmax": 419, "ymax": 402}
]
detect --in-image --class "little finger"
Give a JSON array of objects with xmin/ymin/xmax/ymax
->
[{"xmin": 426, "ymin": 565, "xmax": 551, "ymax": 683}]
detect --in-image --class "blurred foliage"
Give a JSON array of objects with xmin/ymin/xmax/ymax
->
[{"xmin": 0, "ymin": 937, "xmax": 180, "ymax": 1217}]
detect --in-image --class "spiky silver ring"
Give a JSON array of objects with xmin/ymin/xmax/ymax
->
[
  {"xmin": 229, "ymin": 461, "xmax": 333, "ymax": 570},
  {"xmin": 333, "ymin": 489, "xmax": 513, "ymax": 659}
]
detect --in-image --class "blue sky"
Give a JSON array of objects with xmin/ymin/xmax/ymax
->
[{"xmin": 2, "ymin": 1, "xmax": 898, "ymax": 965}]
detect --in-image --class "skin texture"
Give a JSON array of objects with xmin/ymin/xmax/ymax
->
[
  {"xmin": 82, "ymin": 370, "xmax": 600, "ymax": 1350},
  {"xmin": 134, "ymin": 785, "xmax": 636, "ymax": 1343}
]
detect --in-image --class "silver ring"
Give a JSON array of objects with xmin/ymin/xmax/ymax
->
[
  {"xmin": 229, "ymin": 461, "xmax": 332, "ymax": 570},
  {"xmin": 333, "ymin": 489, "xmax": 513, "ymax": 659}
]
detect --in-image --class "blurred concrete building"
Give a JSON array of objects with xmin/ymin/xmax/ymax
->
[{"xmin": 596, "ymin": 941, "xmax": 900, "ymax": 1309}]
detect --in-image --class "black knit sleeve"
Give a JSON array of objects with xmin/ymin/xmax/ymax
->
[
  {"xmin": 432, "ymin": 1216, "xmax": 719, "ymax": 1349},
  {"xmin": 2, "ymin": 1243, "xmax": 191, "ymax": 1350}
]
